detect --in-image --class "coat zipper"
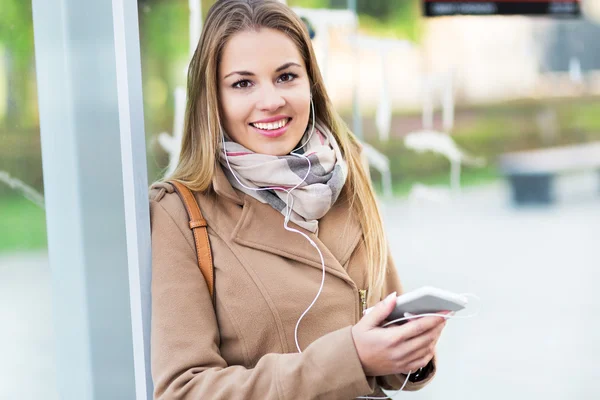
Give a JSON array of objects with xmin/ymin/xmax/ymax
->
[{"xmin": 358, "ymin": 289, "xmax": 368, "ymax": 316}]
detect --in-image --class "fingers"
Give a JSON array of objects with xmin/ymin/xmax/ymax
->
[
  {"xmin": 388, "ymin": 320, "xmax": 442, "ymax": 361},
  {"xmin": 404, "ymin": 353, "xmax": 435, "ymax": 372},
  {"xmin": 407, "ymin": 322, "xmax": 444, "ymax": 350},
  {"xmin": 385, "ymin": 314, "xmax": 447, "ymax": 343},
  {"xmin": 401, "ymin": 323, "xmax": 443, "ymax": 360},
  {"xmin": 392, "ymin": 325, "xmax": 441, "ymax": 374},
  {"xmin": 396, "ymin": 345, "xmax": 435, "ymax": 375}
]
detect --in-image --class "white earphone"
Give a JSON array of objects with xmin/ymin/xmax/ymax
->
[{"xmin": 221, "ymin": 95, "xmax": 325, "ymax": 354}]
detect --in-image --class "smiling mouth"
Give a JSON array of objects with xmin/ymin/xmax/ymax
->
[{"xmin": 250, "ymin": 118, "xmax": 291, "ymax": 131}]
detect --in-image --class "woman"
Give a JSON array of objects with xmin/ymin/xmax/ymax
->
[{"xmin": 149, "ymin": 1, "xmax": 448, "ymax": 399}]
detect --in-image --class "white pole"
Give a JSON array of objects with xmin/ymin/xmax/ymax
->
[
  {"xmin": 450, "ymin": 159, "xmax": 461, "ymax": 194},
  {"xmin": 32, "ymin": 0, "xmax": 148, "ymax": 398},
  {"xmin": 442, "ymin": 72, "xmax": 454, "ymax": 132},
  {"xmin": 112, "ymin": 0, "xmax": 153, "ymax": 397},
  {"xmin": 320, "ymin": 22, "xmax": 330, "ymax": 84},
  {"xmin": 189, "ymin": 0, "xmax": 202, "ymax": 58},
  {"xmin": 348, "ymin": 0, "xmax": 362, "ymax": 139},
  {"xmin": 422, "ymin": 76, "xmax": 434, "ymax": 130},
  {"xmin": 169, "ymin": 87, "xmax": 187, "ymax": 175},
  {"xmin": 376, "ymin": 49, "xmax": 391, "ymax": 142}
]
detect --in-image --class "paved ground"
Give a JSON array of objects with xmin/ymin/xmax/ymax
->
[
  {"xmin": 382, "ymin": 172, "xmax": 600, "ymax": 400},
  {"xmin": 0, "ymin": 252, "xmax": 56, "ymax": 400},
  {"xmin": 1, "ymin": 172, "xmax": 599, "ymax": 399}
]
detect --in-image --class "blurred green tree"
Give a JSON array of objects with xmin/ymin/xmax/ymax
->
[
  {"xmin": 0, "ymin": 0, "xmax": 36, "ymax": 129},
  {"xmin": 294, "ymin": 0, "xmax": 422, "ymax": 41}
]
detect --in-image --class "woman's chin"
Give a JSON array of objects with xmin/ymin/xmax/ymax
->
[
  {"xmin": 252, "ymin": 134, "xmax": 304, "ymax": 156},
  {"xmin": 256, "ymin": 143, "xmax": 296, "ymax": 156}
]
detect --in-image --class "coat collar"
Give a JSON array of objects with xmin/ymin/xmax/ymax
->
[
  {"xmin": 212, "ymin": 163, "xmax": 244, "ymax": 206},
  {"xmin": 213, "ymin": 164, "xmax": 362, "ymax": 285}
]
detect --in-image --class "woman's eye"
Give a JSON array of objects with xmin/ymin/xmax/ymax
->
[
  {"xmin": 278, "ymin": 73, "xmax": 297, "ymax": 83},
  {"xmin": 232, "ymin": 80, "xmax": 252, "ymax": 89}
]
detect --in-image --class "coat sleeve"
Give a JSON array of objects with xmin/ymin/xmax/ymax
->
[
  {"xmin": 374, "ymin": 248, "xmax": 437, "ymax": 392},
  {"xmin": 150, "ymin": 199, "xmax": 374, "ymax": 400}
]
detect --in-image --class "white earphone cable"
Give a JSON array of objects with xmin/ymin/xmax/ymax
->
[
  {"xmin": 381, "ymin": 293, "xmax": 481, "ymax": 328},
  {"xmin": 222, "ymin": 98, "xmax": 325, "ymax": 353},
  {"xmin": 355, "ymin": 372, "xmax": 412, "ymax": 400}
]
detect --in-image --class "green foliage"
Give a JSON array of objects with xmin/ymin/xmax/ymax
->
[
  {"xmin": 357, "ymin": 0, "xmax": 403, "ymax": 19},
  {"xmin": 0, "ymin": 0, "xmax": 34, "ymax": 66},
  {"xmin": 0, "ymin": 0, "xmax": 36, "ymax": 128},
  {"xmin": 0, "ymin": 196, "xmax": 47, "ymax": 252},
  {"xmin": 357, "ymin": 0, "xmax": 422, "ymax": 41},
  {"xmin": 140, "ymin": 1, "xmax": 189, "ymax": 65},
  {"xmin": 559, "ymin": 101, "xmax": 600, "ymax": 132},
  {"xmin": 290, "ymin": 0, "xmax": 423, "ymax": 40},
  {"xmin": 288, "ymin": 0, "xmax": 330, "ymax": 7},
  {"xmin": 139, "ymin": 0, "xmax": 193, "ymax": 182},
  {"xmin": 0, "ymin": 127, "xmax": 43, "ymax": 197}
]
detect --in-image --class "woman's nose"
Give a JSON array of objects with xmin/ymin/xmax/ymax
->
[{"xmin": 256, "ymin": 86, "xmax": 285, "ymax": 112}]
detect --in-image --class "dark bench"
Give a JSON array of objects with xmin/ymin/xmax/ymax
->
[{"xmin": 499, "ymin": 142, "xmax": 600, "ymax": 205}]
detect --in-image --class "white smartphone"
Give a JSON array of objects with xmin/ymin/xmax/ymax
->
[{"xmin": 365, "ymin": 286, "xmax": 468, "ymax": 322}]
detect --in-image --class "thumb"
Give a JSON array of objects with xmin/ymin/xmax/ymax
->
[{"xmin": 361, "ymin": 292, "xmax": 396, "ymax": 328}]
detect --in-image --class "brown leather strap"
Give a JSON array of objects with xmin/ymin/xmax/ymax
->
[{"xmin": 169, "ymin": 181, "xmax": 215, "ymax": 303}]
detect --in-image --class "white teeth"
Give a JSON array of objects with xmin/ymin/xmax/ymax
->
[{"xmin": 252, "ymin": 118, "xmax": 288, "ymax": 130}]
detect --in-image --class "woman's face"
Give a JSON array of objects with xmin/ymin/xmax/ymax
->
[{"xmin": 218, "ymin": 28, "xmax": 311, "ymax": 156}]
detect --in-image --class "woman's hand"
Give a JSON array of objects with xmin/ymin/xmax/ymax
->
[{"xmin": 351, "ymin": 292, "xmax": 449, "ymax": 377}]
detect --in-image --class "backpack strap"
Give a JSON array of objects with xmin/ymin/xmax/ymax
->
[{"xmin": 169, "ymin": 181, "xmax": 215, "ymax": 304}]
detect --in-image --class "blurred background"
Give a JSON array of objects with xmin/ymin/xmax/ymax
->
[{"xmin": 1, "ymin": 0, "xmax": 599, "ymax": 399}]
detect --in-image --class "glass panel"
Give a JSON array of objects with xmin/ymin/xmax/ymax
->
[
  {"xmin": 0, "ymin": 1, "xmax": 56, "ymax": 399},
  {"xmin": 140, "ymin": 0, "xmax": 193, "ymax": 183},
  {"xmin": 0, "ymin": 1, "xmax": 46, "ymax": 251}
]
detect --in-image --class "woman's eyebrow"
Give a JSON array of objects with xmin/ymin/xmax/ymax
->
[
  {"xmin": 223, "ymin": 62, "xmax": 302, "ymax": 80},
  {"xmin": 223, "ymin": 70, "xmax": 254, "ymax": 80},
  {"xmin": 275, "ymin": 62, "xmax": 302, "ymax": 72}
]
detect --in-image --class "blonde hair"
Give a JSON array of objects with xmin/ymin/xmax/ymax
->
[{"xmin": 168, "ymin": 0, "xmax": 388, "ymax": 304}]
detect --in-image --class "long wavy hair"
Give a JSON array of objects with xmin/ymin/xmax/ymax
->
[{"xmin": 167, "ymin": 0, "xmax": 388, "ymax": 304}]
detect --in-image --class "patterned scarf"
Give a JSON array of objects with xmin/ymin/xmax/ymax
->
[{"xmin": 219, "ymin": 121, "xmax": 348, "ymax": 233}]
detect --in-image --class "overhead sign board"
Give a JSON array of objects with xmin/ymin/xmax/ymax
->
[{"xmin": 423, "ymin": 0, "xmax": 581, "ymax": 17}]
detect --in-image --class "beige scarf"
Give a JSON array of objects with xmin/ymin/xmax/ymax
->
[{"xmin": 220, "ymin": 121, "xmax": 348, "ymax": 233}]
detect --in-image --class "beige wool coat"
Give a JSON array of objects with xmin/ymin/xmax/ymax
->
[{"xmin": 149, "ymin": 165, "xmax": 436, "ymax": 399}]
